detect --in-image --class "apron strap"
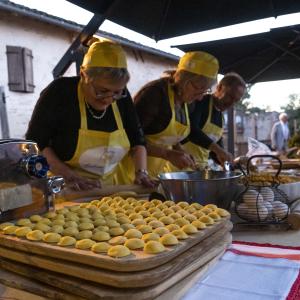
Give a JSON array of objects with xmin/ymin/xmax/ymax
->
[
  {"xmin": 77, "ymin": 81, "xmax": 88, "ymax": 130},
  {"xmin": 168, "ymin": 83, "xmax": 190, "ymax": 126},
  {"xmin": 77, "ymin": 81, "xmax": 124, "ymax": 131},
  {"xmin": 167, "ymin": 83, "xmax": 176, "ymax": 121},
  {"xmin": 111, "ymin": 102, "xmax": 124, "ymax": 130}
]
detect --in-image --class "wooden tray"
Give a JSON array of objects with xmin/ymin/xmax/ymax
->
[
  {"xmin": 0, "ymin": 233, "xmax": 231, "ymax": 299},
  {"xmin": 0, "ymin": 216, "xmax": 229, "ymax": 272},
  {"xmin": 0, "ymin": 222, "xmax": 232, "ymax": 288},
  {"xmin": 271, "ymin": 159, "xmax": 300, "ymax": 169}
]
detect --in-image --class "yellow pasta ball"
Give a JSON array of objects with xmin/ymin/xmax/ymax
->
[
  {"xmin": 208, "ymin": 212, "xmax": 221, "ymax": 221},
  {"xmin": 78, "ymin": 222, "xmax": 94, "ymax": 231},
  {"xmin": 0, "ymin": 222, "xmax": 14, "ymax": 230},
  {"xmin": 29, "ymin": 215, "xmax": 43, "ymax": 223},
  {"xmin": 159, "ymin": 216, "xmax": 174, "ymax": 225},
  {"xmin": 215, "ymin": 208, "xmax": 230, "ymax": 217},
  {"xmin": 199, "ymin": 216, "xmax": 214, "ymax": 225},
  {"xmin": 124, "ymin": 229, "xmax": 142, "ymax": 239},
  {"xmin": 108, "ymin": 245, "xmax": 131, "ymax": 258},
  {"xmin": 109, "ymin": 227, "xmax": 125, "ymax": 236},
  {"xmin": 43, "ymin": 232, "xmax": 61, "ymax": 243},
  {"xmin": 191, "ymin": 220, "xmax": 206, "ymax": 230},
  {"xmin": 171, "ymin": 229, "xmax": 189, "ymax": 240},
  {"xmin": 109, "ymin": 236, "xmax": 127, "ymax": 246},
  {"xmin": 91, "ymin": 242, "xmax": 111, "ymax": 253},
  {"xmin": 177, "ymin": 201, "xmax": 189, "ymax": 208},
  {"xmin": 3, "ymin": 225, "xmax": 19, "ymax": 235},
  {"xmin": 148, "ymin": 220, "xmax": 164, "ymax": 229},
  {"xmin": 51, "ymin": 225, "xmax": 64, "ymax": 234},
  {"xmin": 15, "ymin": 226, "xmax": 32, "ymax": 237},
  {"xmin": 26, "ymin": 230, "xmax": 44, "ymax": 241},
  {"xmin": 166, "ymin": 224, "xmax": 180, "ymax": 231},
  {"xmin": 153, "ymin": 227, "xmax": 170, "ymax": 237},
  {"xmin": 34, "ymin": 223, "xmax": 51, "ymax": 233},
  {"xmin": 160, "ymin": 233, "xmax": 179, "ymax": 246},
  {"xmin": 184, "ymin": 214, "xmax": 197, "ymax": 222},
  {"xmin": 131, "ymin": 219, "xmax": 146, "ymax": 226},
  {"xmin": 174, "ymin": 218, "xmax": 190, "ymax": 227},
  {"xmin": 92, "ymin": 231, "xmax": 110, "ymax": 241},
  {"xmin": 205, "ymin": 204, "xmax": 218, "ymax": 210},
  {"xmin": 76, "ymin": 230, "xmax": 93, "ymax": 240},
  {"xmin": 182, "ymin": 224, "xmax": 198, "ymax": 234},
  {"xmin": 62, "ymin": 227, "xmax": 79, "ymax": 237},
  {"xmin": 44, "ymin": 212, "xmax": 57, "ymax": 219},
  {"xmin": 16, "ymin": 218, "xmax": 31, "ymax": 226},
  {"xmin": 124, "ymin": 238, "xmax": 145, "ymax": 250},
  {"xmin": 142, "ymin": 232, "xmax": 160, "ymax": 242},
  {"xmin": 57, "ymin": 236, "xmax": 76, "ymax": 247},
  {"xmin": 75, "ymin": 239, "xmax": 96, "ymax": 250},
  {"xmin": 144, "ymin": 241, "xmax": 165, "ymax": 254},
  {"xmin": 136, "ymin": 224, "xmax": 152, "ymax": 234},
  {"xmin": 190, "ymin": 203, "xmax": 203, "ymax": 210}
]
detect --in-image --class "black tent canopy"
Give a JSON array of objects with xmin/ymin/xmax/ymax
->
[
  {"xmin": 67, "ymin": 0, "xmax": 300, "ymax": 41},
  {"xmin": 175, "ymin": 25, "xmax": 300, "ymax": 83}
]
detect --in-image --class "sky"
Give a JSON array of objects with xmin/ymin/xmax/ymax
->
[{"xmin": 11, "ymin": 0, "xmax": 300, "ymax": 112}]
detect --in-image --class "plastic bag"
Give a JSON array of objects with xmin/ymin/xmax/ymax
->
[{"xmin": 246, "ymin": 137, "xmax": 272, "ymax": 167}]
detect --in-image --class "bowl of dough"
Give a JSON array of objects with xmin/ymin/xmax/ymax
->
[
  {"xmin": 235, "ymin": 187, "xmax": 289, "ymax": 223},
  {"xmin": 158, "ymin": 170, "xmax": 242, "ymax": 208}
]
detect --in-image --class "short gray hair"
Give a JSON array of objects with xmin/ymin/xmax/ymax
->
[
  {"xmin": 279, "ymin": 112, "xmax": 288, "ymax": 120},
  {"xmin": 81, "ymin": 66, "xmax": 130, "ymax": 82}
]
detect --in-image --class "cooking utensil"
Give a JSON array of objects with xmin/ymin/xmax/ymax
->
[{"xmin": 158, "ymin": 170, "xmax": 242, "ymax": 208}]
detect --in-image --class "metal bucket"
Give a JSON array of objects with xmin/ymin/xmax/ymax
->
[{"xmin": 158, "ymin": 170, "xmax": 242, "ymax": 208}]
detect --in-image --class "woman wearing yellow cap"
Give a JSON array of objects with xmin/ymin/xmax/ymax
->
[
  {"xmin": 134, "ymin": 51, "xmax": 219, "ymax": 177},
  {"xmin": 182, "ymin": 72, "xmax": 246, "ymax": 169},
  {"xmin": 26, "ymin": 40, "xmax": 154, "ymax": 190}
]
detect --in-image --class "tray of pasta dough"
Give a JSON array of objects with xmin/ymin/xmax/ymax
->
[{"xmin": 0, "ymin": 197, "xmax": 231, "ymax": 275}]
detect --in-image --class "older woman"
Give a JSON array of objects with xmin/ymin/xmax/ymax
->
[
  {"xmin": 182, "ymin": 72, "xmax": 246, "ymax": 168},
  {"xmin": 26, "ymin": 40, "xmax": 154, "ymax": 190},
  {"xmin": 133, "ymin": 51, "xmax": 219, "ymax": 177}
]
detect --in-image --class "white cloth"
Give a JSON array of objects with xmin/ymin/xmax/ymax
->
[
  {"xmin": 280, "ymin": 121, "xmax": 289, "ymax": 140},
  {"xmin": 182, "ymin": 251, "xmax": 300, "ymax": 300}
]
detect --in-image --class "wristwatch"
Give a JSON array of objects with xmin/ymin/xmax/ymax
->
[{"xmin": 135, "ymin": 169, "xmax": 149, "ymax": 176}]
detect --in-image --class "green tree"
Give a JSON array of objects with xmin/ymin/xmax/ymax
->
[
  {"xmin": 281, "ymin": 93, "xmax": 300, "ymax": 136},
  {"xmin": 235, "ymin": 83, "xmax": 266, "ymax": 114}
]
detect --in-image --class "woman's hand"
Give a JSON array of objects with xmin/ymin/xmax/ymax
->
[
  {"xmin": 42, "ymin": 147, "xmax": 101, "ymax": 191},
  {"xmin": 134, "ymin": 170, "xmax": 158, "ymax": 188},
  {"xmin": 67, "ymin": 174, "xmax": 101, "ymax": 191},
  {"xmin": 167, "ymin": 149, "xmax": 196, "ymax": 169},
  {"xmin": 210, "ymin": 143, "xmax": 233, "ymax": 166}
]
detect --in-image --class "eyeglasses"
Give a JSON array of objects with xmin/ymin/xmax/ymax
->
[
  {"xmin": 90, "ymin": 82, "xmax": 127, "ymax": 101},
  {"xmin": 188, "ymin": 80, "xmax": 212, "ymax": 94}
]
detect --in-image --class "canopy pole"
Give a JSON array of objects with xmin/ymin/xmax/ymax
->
[
  {"xmin": 52, "ymin": 0, "xmax": 120, "ymax": 78},
  {"xmin": 227, "ymin": 106, "xmax": 235, "ymax": 155}
]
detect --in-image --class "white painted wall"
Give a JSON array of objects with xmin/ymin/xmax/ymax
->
[
  {"xmin": 0, "ymin": 10, "xmax": 177, "ymax": 139},
  {"xmin": 0, "ymin": 11, "xmax": 77, "ymax": 139}
]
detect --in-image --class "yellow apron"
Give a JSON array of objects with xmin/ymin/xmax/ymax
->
[
  {"xmin": 146, "ymin": 83, "xmax": 190, "ymax": 177},
  {"xmin": 183, "ymin": 96, "xmax": 223, "ymax": 168},
  {"xmin": 65, "ymin": 82, "xmax": 130, "ymax": 185}
]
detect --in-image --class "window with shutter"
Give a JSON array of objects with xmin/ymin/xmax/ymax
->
[{"xmin": 6, "ymin": 46, "xmax": 35, "ymax": 93}]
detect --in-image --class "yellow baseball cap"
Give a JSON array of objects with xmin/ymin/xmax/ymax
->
[
  {"xmin": 178, "ymin": 51, "xmax": 219, "ymax": 78},
  {"xmin": 82, "ymin": 40, "xmax": 127, "ymax": 69}
]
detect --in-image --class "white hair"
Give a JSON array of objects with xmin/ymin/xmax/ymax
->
[{"xmin": 279, "ymin": 113, "xmax": 288, "ymax": 121}]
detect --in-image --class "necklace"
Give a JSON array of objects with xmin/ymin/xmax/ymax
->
[{"xmin": 85, "ymin": 100, "xmax": 107, "ymax": 120}]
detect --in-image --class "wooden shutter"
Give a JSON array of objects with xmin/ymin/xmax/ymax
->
[
  {"xmin": 23, "ymin": 48, "xmax": 34, "ymax": 92},
  {"xmin": 6, "ymin": 46, "xmax": 35, "ymax": 93}
]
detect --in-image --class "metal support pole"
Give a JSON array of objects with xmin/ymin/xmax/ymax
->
[
  {"xmin": 52, "ymin": 0, "xmax": 121, "ymax": 78},
  {"xmin": 227, "ymin": 106, "xmax": 235, "ymax": 155},
  {"xmin": 52, "ymin": 14, "xmax": 105, "ymax": 78},
  {"xmin": 0, "ymin": 87, "xmax": 10, "ymax": 138}
]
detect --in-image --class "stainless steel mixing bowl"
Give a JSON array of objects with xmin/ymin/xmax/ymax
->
[{"xmin": 158, "ymin": 170, "xmax": 242, "ymax": 208}]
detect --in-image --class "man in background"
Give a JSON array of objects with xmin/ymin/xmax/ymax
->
[{"xmin": 271, "ymin": 113, "xmax": 290, "ymax": 153}]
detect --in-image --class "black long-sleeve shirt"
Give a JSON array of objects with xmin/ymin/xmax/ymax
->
[
  {"xmin": 184, "ymin": 95, "xmax": 224, "ymax": 149},
  {"xmin": 26, "ymin": 76, "xmax": 145, "ymax": 161}
]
